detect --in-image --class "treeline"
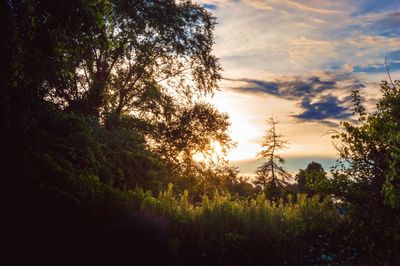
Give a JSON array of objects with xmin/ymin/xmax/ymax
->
[{"xmin": 2, "ymin": 0, "xmax": 399, "ymax": 265}]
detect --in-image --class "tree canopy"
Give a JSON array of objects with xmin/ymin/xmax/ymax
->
[
  {"xmin": 295, "ymin": 161, "xmax": 328, "ymax": 197},
  {"xmin": 332, "ymin": 80, "xmax": 400, "ymax": 209},
  {"xmin": 2, "ymin": 0, "xmax": 232, "ymax": 179},
  {"xmin": 330, "ymin": 79, "xmax": 400, "ymax": 260}
]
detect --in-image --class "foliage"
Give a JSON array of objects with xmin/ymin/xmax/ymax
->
[
  {"xmin": 140, "ymin": 186, "xmax": 346, "ymax": 265},
  {"xmin": 330, "ymin": 79, "xmax": 400, "ymax": 262},
  {"xmin": 295, "ymin": 162, "xmax": 329, "ymax": 197},
  {"xmin": 95, "ymin": 122, "xmax": 171, "ymax": 193},
  {"xmin": 150, "ymin": 102, "xmax": 233, "ymax": 175},
  {"xmin": 227, "ymin": 175, "xmax": 258, "ymax": 199},
  {"xmin": 2, "ymin": 0, "xmax": 231, "ymax": 179}
]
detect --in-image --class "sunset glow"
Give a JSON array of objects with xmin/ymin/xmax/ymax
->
[{"xmin": 197, "ymin": 0, "xmax": 400, "ymax": 174}]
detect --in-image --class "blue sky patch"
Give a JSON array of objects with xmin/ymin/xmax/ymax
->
[
  {"xmin": 203, "ymin": 3, "xmax": 218, "ymax": 10},
  {"xmin": 351, "ymin": 0, "xmax": 400, "ymax": 16}
]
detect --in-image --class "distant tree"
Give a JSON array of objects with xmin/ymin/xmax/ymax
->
[
  {"xmin": 295, "ymin": 161, "xmax": 327, "ymax": 197},
  {"xmin": 253, "ymin": 117, "xmax": 291, "ymax": 200},
  {"xmin": 228, "ymin": 175, "xmax": 257, "ymax": 198}
]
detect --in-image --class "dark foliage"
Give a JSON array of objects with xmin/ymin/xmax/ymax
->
[
  {"xmin": 295, "ymin": 161, "xmax": 329, "ymax": 197},
  {"xmin": 330, "ymin": 80, "xmax": 400, "ymax": 263}
]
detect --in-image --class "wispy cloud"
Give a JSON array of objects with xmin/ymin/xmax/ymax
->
[
  {"xmin": 244, "ymin": 0, "xmax": 274, "ymax": 11},
  {"xmin": 284, "ymin": 0, "xmax": 340, "ymax": 14},
  {"xmin": 363, "ymin": 12, "xmax": 400, "ymax": 37},
  {"xmin": 199, "ymin": 0, "xmax": 400, "ymax": 76}
]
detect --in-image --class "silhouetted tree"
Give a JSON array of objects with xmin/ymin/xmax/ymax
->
[
  {"xmin": 150, "ymin": 102, "xmax": 232, "ymax": 175},
  {"xmin": 228, "ymin": 175, "xmax": 257, "ymax": 198},
  {"xmin": 331, "ymin": 79, "xmax": 400, "ymax": 262},
  {"xmin": 253, "ymin": 117, "xmax": 291, "ymax": 200},
  {"xmin": 28, "ymin": 0, "xmax": 222, "ymax": 120},
  {"xmin": 2, "ymin": 0, "xmax": 232, "ymax": 180}
]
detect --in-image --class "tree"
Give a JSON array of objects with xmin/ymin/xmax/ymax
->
[
  {"xmin": 295, "ymin": 161, "xmax": 327, "ymax": 197},
  {"xmin": 51, "ymin": 0, "xmax": 228, "ymax": 174},
  {"xmin": 148, "ymin": 102, "xmax": 232, "ymax": 174},
  {"xmin": 228, "ymin": 175, "xmax": 257, "ymax": 198},
  {"xmin": 253, "ymin": 117, "xmax": 291, "ymax": 200},
  {"xmin": 332, "ymin": 80, "xmax": 400, "ymax": 208},
  {"xmin": 331, "ymin": 79, "xmax": 400, "ymax": 262},
  {"xmin": 2, "ymin": 0, "xmax": 232, "ymax": 177},
  {"xmin": 34, "ymin": 0, "xmax": 222, "ymax": 120}
]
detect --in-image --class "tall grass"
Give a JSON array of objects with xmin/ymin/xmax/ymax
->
[{"xmin": 138, "ymin": 184, "xmax": 344, "ymax": 265}]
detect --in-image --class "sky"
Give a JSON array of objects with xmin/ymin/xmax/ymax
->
[{"xmin": 196, "ymin": 0, "xmax": 400, "ymax": 175}]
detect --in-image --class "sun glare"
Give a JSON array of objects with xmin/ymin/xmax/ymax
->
[{"xmin": 193, "ymin": 141, "xmax": 225, "ymax": 163}]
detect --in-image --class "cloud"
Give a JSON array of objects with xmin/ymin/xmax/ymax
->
[
  {"xmin": 204, "ymin": 0, "xmax": 400, "ymax": 76},
  {"xmin": 364, "ymin": 12, "xmax": 400, "ymax": 37},
  {"xmin": 354, "ymin": 62, "xmax": 400, "ymax": 74},
  {"xmin": 284, "ymin": 0, "xmax": 339, "ymax": 15},
  {"xmin": 244, "ymin": 0, "xmax": 274, "ymax": 11},
  {"xmin": 241, "ymin": 0, "xmax": 342, "ymax": 14},
  {"xmin": 228, "ymin": 75, "xmax": 339, "ymax": 100},
  {"xmin": 227, "ymin": 73, "xmax": 364, "ymax": 126},
  {"xmin": 353, "ymin": 50, "xmax": 400, "ymax": 73},
  {"xmin": 294, "ymin": 95, "xmax": 353, "ymax": 125},
  {"xmin": 289, "ymin": 37, "xmax": 337, "ymax": 67},
  {"xmin": 198, "ymin": 0, "xmax": 398, "ymax": 123}
]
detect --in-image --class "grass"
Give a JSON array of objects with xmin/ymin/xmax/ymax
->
[{"xmin": 136, "ymin": 184, "xmax": 345, "ymax": 265}]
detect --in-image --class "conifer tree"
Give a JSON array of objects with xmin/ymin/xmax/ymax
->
[{"xmin": 254, "ymin": 117, "xmax": 291, "ymax": 200}]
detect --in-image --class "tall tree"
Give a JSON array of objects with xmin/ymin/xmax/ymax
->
[
  {"xmin": 31, "ymin": 0, "xmax": 222, "ymax": 119},
  {"xmin": 2, "ymin": 0, "xmax": 231, "ymax": 175},
  {"xmin": 51, "ymin": 0, "xmax": 228, "ymax": 173},
  {"xmin": 332, "ymin": 80, "xmax": 400, "ymax": 208},
  {"xmin": 253, "ymin": 117, "xmax": 291, "ymax": 200},
  {"xmin": 331, "ymin": 79, "xmax": 400, "ymax": 261}
]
